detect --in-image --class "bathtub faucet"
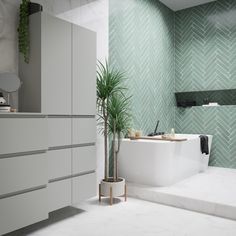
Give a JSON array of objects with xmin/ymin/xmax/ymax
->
[{"xmin": 148, "ymin": 120, "xmax": 164, "ymax": 136}]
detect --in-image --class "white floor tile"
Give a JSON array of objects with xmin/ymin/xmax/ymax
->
[
  {"xmin": 128, "ymin": 167, "xmax": 236, "ymax": 220},
  {"xmin": 6, "ymin": 197, "xmax": 236, "ymax": 236}
]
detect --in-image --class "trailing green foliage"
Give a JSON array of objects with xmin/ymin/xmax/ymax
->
[{"xmin": 18, "ymin": 0, "xmax": 30, "ymax": 63}]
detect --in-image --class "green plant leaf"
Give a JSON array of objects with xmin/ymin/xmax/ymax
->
[
  {"xmin": 18, "ymin": 0, "xmax": 30, "ymax": 63},
  {"xmin": 96, "ymin": 59, "xmax": 131, "ymax": 181}
]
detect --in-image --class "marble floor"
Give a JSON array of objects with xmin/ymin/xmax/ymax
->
[
  {"xmin": 128, "ymin": 167, "xmax": 236, "ymax": 220},
  {"xmin": 6, "ymin": 197, "xmax": 236, "ymax": 236}
]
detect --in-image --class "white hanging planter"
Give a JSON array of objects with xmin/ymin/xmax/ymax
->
[{"xmin": 99, "ymin": 177, "xmax": 126, "ymax": 205}]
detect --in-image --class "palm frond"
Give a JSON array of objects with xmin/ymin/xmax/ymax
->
[
  {"xmin": 96, "ymin": 59, "xmax": 127, "ymax": 103},
  {"xmin": 107, "ymin": 94, "xmax": 132, "ymax": 136}
]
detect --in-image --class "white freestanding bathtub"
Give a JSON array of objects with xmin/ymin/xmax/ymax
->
[{"xmin": 118, "ymin": 134, "xmax": 212, "ymax": 186}]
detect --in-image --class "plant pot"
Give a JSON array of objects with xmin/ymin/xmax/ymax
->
[
  {"xmin": 29, "ymin": 2, "xmax": 43, "ymax": 15},
  {"xmin": 99, "ymin": 177, "xmax": 127, "ymax": 205}
]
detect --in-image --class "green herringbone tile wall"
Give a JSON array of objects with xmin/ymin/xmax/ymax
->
[
  {"xmin": 175, "ymin": 106, "xmax": 236, "ymax": 168},
  {"xmin": 109, "ymin": 0, "xmax": 175, "ymax": 135},
  {"xmin": 109, "ymin": 0, "xmax": 236, "ymax": 169},
  {"xmin": 175, "ymin": 0, "xmax": 236, "ymax": 92},
  {"xmin": 175, "ymin": 0, "xmax": 236, "ymax": 168}
]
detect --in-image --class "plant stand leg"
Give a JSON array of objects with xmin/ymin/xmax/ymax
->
[
  {"xmin": 99, "ymin": 184, "xmax": 101, "ymax": 202},
  {"xmin": 110, "ymin": 186, "xmax": 113, "ymax": 205},
  {"xmin": 124, "ymin": 184, "xmax": 127, "ymax": 202}
]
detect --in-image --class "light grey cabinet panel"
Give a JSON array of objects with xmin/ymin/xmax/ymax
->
[
  {"xmin": 72, "ymin": 25, "xmax": 96, "ymax": 115},
  {"xmin": 72, "ymin": 173, "xmax": 96, "ymax": 204},
  {"xmin": 0, "ymin": 153, "xmax": 47, "ymax": 196},
  {"xmin": 48, "ymin": 118, "xmax": 71, "ymax": 147},
  {"xmin": 0, "ymin": 118, "xmax": 47, "ymax": 155},
  {"xmin": 41, "ymin": 13, "xmax": 72, "ymax": 115},
  {"xmin": 19, "ymin": 13, "xmax": 42, "ymax": 113},
  {"xmin": 0, "ymin": 188, "xmax": 48, "ymax": 235},
  {"xmin": 48, "ymin": 149, "xmax": 71, "ymax": 180},
  {"xmin": 19, "ymin": 12, "xmax": 72, "ymax": 114},
  {"xmin": 72, "ymin": 118, "xmax": 96, "ymax": 145},
  {"xmin": 72, "ymin": 146, "xmax": 96, "ymax": 175},
  {"xmin": 48, "ymin": 179, "xmax": 71, "ymax": 212}
]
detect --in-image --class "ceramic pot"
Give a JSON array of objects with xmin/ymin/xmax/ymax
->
[{"xmin": 101, "ymin": 177, "xmax": 125, "ymax": 197}]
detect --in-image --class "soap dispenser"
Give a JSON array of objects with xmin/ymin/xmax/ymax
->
[{"xmin": 170, "ymin": 128, "xmax": 175, "ymax": 138}]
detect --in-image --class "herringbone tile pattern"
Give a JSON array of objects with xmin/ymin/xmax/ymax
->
[
  {"xmin": 109, "ymin": 0, "xmax": 236, "ymax": 169},
  {"xmin": 175, "ymin": 0, "xmax": 236, "ymax": 168},
  {"xmin": 175, "ymin": 0, "xmax": 236, "ymax": 92},
  {"xmin": 109, "ymin": 0, "xmax": 175, "ymax": 135},
  {"xmin": 175, "ymin": 106, "xmax": 236, "ymax": 168}
]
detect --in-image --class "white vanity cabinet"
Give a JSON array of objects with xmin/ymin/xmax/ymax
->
[
  {"xmin": 72, "ymin": 173, "xmax": 96, "ymax": 204},
  {"xmin": 0, "ymin": 116, "xmax": 47, "ymax": 155},
  {"xmin": 47, "ymin": 116, "xmax": 96, "ymax": 210},
  {"xmin": 48, "ymin": 117, "xmax": 72, "ymax": 148},
  {"xmin": 72, "ymin": 146, "xmax": 96, "ymax": 175},
  {"xmin": 0, "ymin": 114, "xmax": 48, "ymax": 236},
  {"xmin": 48, "ymin": 149, "xmax": 72, "ymax": 180},
  {"xmin": 48, "ymin": 179, "xmax": 72, "ymax": 212},
  {"xmin": 72, "ymin": 117, "xmax": 96, "ymax": 145},
  {"xmin": 6, "ymin": 11, "xmax": 97, "ymax": 235},
  {"xmin": 71, "ymin": 145, "xmax": 96, "ymax": 204},
  {"xmin": 0, "ymin": 153, "xmax": 47, "ymax": 196},
  {"xmin": 0, "ymin": 188, "xmax": 48, "ymax": 236}
]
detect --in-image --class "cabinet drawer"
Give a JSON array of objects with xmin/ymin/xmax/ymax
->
[
  {"xmin": 0, "ymin": 188, "xmax": 48, "ymax": 235},
  {"xmin": 48, "ymin": 149, "xmax": 71, "ymax": 180},
  {"xmin": 48, "ymin": 179, "xmax": 71, "ymax": 212},
  {"xmin": 0, "ymin": 153, "xmax": 47, "ymax": 196},
  {"xmin": 72, "ymin": 146, "xmax": 96, "ymax": 175},
  {"xmin": 72, "ymin": 173, "xmax": 96, "ymax": 204},
  {"xmin": 0, "ymin": 118, "xmax": 47, "ymax": 155},
  {"xmin": 48, "ymin": 118, "xmax": 71, "ymax": 147},
  {"xmin": 72, "ymin": 118, "xmax": 96, "ymax": 145}
]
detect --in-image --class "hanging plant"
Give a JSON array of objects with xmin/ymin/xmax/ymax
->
[{"xmin": 18, "ymin": 0, "xmax": 30, "ymax": 63}]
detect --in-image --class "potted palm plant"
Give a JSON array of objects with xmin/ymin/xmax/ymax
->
[{"xmin": 97, "ymin": 61, "xmax": 131, "ymax": 205}]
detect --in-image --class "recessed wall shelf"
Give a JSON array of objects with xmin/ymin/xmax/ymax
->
[{"xmin": 175, "ymin": 89, "xmax": 236, "ymax": 108}]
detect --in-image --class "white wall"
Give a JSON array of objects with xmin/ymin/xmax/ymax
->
[
  {"xmin": 57, "ymin": 0, "xmax": 108, "ymax": 63},
  {"xmin": 0, "ymin": 0, "xmax": 108, "ymax": 188}
]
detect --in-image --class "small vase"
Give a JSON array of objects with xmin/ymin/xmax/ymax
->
[{"xmin": 135, "ymin": 130, "xmax": 142, "ymax": 138}]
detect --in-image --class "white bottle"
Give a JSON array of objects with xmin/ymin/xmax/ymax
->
[{"xmin": 170, "ymin": 128, "xmax": 175, "ymax": 138}]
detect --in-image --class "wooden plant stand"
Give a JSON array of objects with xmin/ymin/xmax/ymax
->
[{"xmin": 99, "ymin": 183, "xmax": 127, "ymax": 205}]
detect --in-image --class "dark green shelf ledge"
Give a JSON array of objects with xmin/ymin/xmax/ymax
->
[{"xmin": 175, "ymin": 89, "xmax": 236, "ymax": 108}]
